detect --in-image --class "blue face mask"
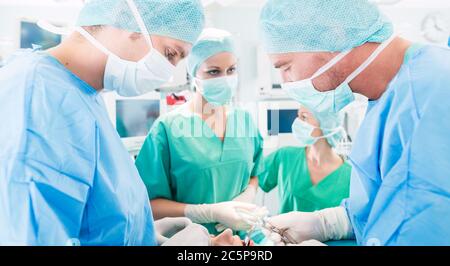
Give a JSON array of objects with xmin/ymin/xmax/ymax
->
[
  {"xmin": 292, "ymin": 117, "xmax": 345, "ymax": 148},
  {"xmin": 281, "ymin": 35, "xmax": 396, "ymax": 114},
  {"xmin": 195, "ymin": 75, "xmax": 238, "ymax": 106}
]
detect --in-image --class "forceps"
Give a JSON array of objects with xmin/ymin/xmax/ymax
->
[{"xmin": 264, "ymin": 220, "xmax": 298, "ymax": 245}]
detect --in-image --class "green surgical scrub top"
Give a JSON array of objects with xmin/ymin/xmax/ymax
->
[
  {"xmin": 260, "ymin": 147, "xmax": 351, "ymax": 214},
  {"xmin": 135, "ymin": 105, "xmax": 265, "ymax": 235}
]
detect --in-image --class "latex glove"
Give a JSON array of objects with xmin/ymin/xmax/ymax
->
[
  {"xmin": 185, "ymin": 201, "xmax": 267, "ymax": 231},
  {"xmin": 216, "ymin": 185, "xmax": 259, "ymax": 232},
  {"xmin": 162, "ymin": 223, "xmax": 212, "ymax": 246},
  {"xmin": 292, "ymin": 240, "xmax": 328, "ymax": 246},
  {"xmin": 233, "ymin": 185, "xmax": 258, "ymax": 203},
  {"xmin": 154, "ymin": 217, "xmax": 192, "ymax": 245},
  {"xmin": 263, "ymin": 207, "xmax": 354, "ymax": 245}
]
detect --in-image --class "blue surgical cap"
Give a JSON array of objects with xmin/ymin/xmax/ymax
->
[
  {"xmin": 76, "ymin": 0, "xmax": 205, "ymax": 44},
  {"xmin": 260, "ymin": 0, "xmax": 394, "ymax": 53},
  {"xmin": 187, "ymin": 28, "xmax": 236, "ymax": 78}
]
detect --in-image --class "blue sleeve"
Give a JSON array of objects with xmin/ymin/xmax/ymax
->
[
  {"xmin": 0, "ymin": 66, "xmax": 95, "ymax": 245},
  {"xmin": 390, "ymin": 51, "xmax": 450, "ymax": 245},
  {"xmin": 398, "ymin": 87, "xmax": 450, "ymax": 245}
]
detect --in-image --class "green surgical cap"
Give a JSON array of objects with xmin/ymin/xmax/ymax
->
[
  {"xmin": 76, "ymin": 0, "xmax": 205, "ymax": 44},
  {"xmin": 259, "ymin": 0, "xmax": 394, "ymax": 53},
  {"xmin": 187, "ymin": 28, "xmax": 236, "ymax": 78}
]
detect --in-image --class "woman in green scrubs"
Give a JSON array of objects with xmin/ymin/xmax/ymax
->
[
  {"xmin": 136, "ymin": 28, "xmax": 266, "ymax": 235},
  {"xmin": 260, "ymin": 107, "xmax": 351, "ymax": 213}
]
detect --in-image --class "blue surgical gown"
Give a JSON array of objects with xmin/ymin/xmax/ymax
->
[
  {"xmin": 344, "ymin": 45, "xmax": 450, "ymax": 246},
  {"xmin": 0, "ymin": 51, "xmax": 156, "ymax": 246}
]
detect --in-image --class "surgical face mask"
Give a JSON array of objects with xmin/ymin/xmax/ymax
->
[
  {"xmin": 292, "ymin": 118, "xmax": 345, "ymax": 148},
  {"xmin": 282, "ymin": 35, "xmax": 396, "ymax": 114},
  {"xmin": 195, "ymin": 75, "xmax": 238, "ymax": 107},
  {"xmin": 76, "ymin": 0, "xmax": 175, "ymax": 97}
]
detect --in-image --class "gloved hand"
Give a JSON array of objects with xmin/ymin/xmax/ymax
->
[
  {"xmin": 297, "ymin": 240, "xmax": 328, "ymax": 246},
  {"xmin": 162, "ymin": 223, "xmax": 212, "ymax": 246},
  {"xmin": 154, "ymin": 217, "xmax": 192, "ymax": 245},
  {"xmin": 263, "ymin": 207, "xmax": 354, "ymax": 245},
  {"xmin": 185, "ymin": 201, "xmax": 268, "ymax": 231},
  {"xmin": 233, "ymin": 185, "xmax": 258, "ymax": 203},
  {"xmin": 215, "ymin": 185, "xmax": 259, "ymax": 232}
]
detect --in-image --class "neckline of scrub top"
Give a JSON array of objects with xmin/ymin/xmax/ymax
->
[
  {"xmin": 303, "ymin": 150, "xmax": 347, "ymax": 189},
  {"xmin": 174, "ymin": 104, "xmax": 245, "ymax": 163},
  {"xmin": 184, "ymin": 104, "xmax": 234, "ymax": 144},
  {"xmin": 37, "ymin": 51, "xmax": 99, "ymax": 97}
]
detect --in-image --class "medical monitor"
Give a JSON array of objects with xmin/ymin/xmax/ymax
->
[
  {"xmin": 20, "ymin": 20, "xmax": 62, "ymax": 50},
  {"xmin": 258, "ymin": 100, "xmax": 302, "ymax": 154},
  {"xmin": 103, "ymin": 91, "xmax": 165, "ymax": 157}
]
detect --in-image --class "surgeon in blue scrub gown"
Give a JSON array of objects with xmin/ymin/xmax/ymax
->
[
  {"xmin": 258, "ymin": 0, "xmax": 450, "ymax": 246},
  {"xmin": 0, "ymin": 0, "xmax": 205, "ymax": 245}
]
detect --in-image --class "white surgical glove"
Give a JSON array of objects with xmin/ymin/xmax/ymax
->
[
  {"xmin": 185, "ymin": 201, "xmax": 267, "ymax": 231},
  {"xmin": 273, "ymin": 239, "xmax": 327, "ymax": 246},
  {"xmin": 216, "ymin": 185, "xmax": 259, "ymax": 232},
  {"xmin": 155, "ymin": 217, "xmax": 211, "ymax": 246},
  {"xmin": 293, "ymin": 240, "xmax": 328, "ymax": 246},
  {"xmin": 154, "ymin": 217, "xmax": 192, "ymax": 245},
  {"xmin": 162, "ymin": 224, "xmax": 212, "ymax": 246},
  {"xmin": 233, "ymin": 185, "xmax": 258, "ymax": 203},
  {"xmin": 263, "ymin": 207, "xmax": 354, "ymax": 245}
]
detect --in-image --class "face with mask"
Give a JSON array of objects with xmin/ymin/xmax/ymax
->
[
  {"xmin": 270, "ymin": 35, "xmax": 396, "ymax": 114},
  {"xmin": 292, "ymin": 107, "xmax": 345, "ymax": 148},
  {"xmin": 187, "ymin": 28, "xmax": 238, "ymax": 108},
  {"xmin": 76, "ymin": 0, "xmax": 194, "ymax": 97},
  {"xmin": 194, "ymin": 51, "xmax": 239, "ymax": 107}
]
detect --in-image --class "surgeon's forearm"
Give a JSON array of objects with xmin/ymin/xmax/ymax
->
[
  {"xmin": 249, "ymin": 176, "xmax": 259, "ymax": 187},
  {"xmin": 317, "ymin": 207, "xmax": 355, "ymax": 241},
  {"xmin": 229, "ymin": 177, "xmax": 259, "ymax": 205},
  {"xmin": 150, "ymin": 198, "xmax": 187, "ymax": 221}
]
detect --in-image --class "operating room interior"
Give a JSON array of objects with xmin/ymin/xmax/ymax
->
[
  {"xmin": 0, "ymin": 0, "xmax": 450, "ymax": 246},
  {"xmin": 1, "ymin": 0, "xmax": 449, "ymax": 217}
]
